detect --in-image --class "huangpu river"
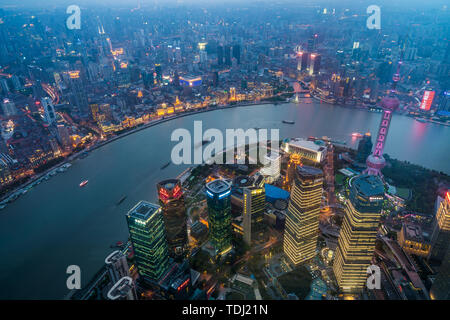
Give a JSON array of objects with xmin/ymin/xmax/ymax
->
[{"xmin": 0, "ymin": 100, "xmax": 449, "ymax": 299}]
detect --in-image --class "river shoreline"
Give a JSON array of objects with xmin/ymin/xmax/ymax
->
[
  {"xmin": 0, "ymin": 100, "xmax": 288, "ymax": 204},
  {"xmin": 0, "ymin": 97, "xmax": 446, "ymax": 204}
]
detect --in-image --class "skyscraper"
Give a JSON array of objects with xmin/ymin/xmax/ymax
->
[
  {"xmin": 283, "ymin": 166, "xmax": 324, "ymax": 266},
  {"xmin": 126, "ymin": 201, "xmax": 170, "ymax": 283},
  {"xmin": 41, "ymin": 97, "xmax": 56, "ymax": 125},
  {"xmin": 260, "ymin": 152, "xmax": 281, "ymax": 183},
  {"xmin": 243, "ymin": 186, "xmax": 266, "ymax": 245},
  {"xmin": 157, "ymin": 179, "xmax": 188, "ymax": 258},
  {"xmin": 224, "ymin": 45, "xmax": 232, "ymax": 66},
  {"xmin": 429, "ymin": 190, "xmax": 450, "ymax": 263},
  {"xmin": 308, "ymin": 53, "xmax": 321, "ymax": 75},
  {"xmin": 356, "ymin": 133, "xmax": 373, "ymax": 163},
  {"xmin": 155, "ymin": 64, "xmax": 163, "ymax": 84},
  {"xmin": 232, "ymin": 44, "xmax": 241, "ymax": 64},
  {"xmin": 1, "ymin": 98, "xmax": 17, "ymax": 117},
  {"xmin": 206, "ymin": 179, "xmax": 232, "ymax": 255},
  {"xmin": 333, "ymin": 174, "xmax": 384, "ymax": 294},
  {"xmin": 297, "ymin": 51, "xmax": 309, "ymax": 72},
  {"xmin": 217, "ymin": 45, "xmax": 224, "ymax": 66},
  {"xmin": 430, "ymin": 246, "xmax": 450, "ymax": 300},
  {"xmin": 68, "ymin": 71, "xmax": 89, "ymax": 115}
]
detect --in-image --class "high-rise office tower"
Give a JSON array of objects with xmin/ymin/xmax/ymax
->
[
  {"xmin": 243, "ymin": 185, "xmax": 266, "ymax": 245},
  {"xmin": 68, "ymin": 71, "xmax": 89, "ymax": 114},
  {"xmin": 217, "ymin": 45, "xmax": 224, "ymax": 65},
  {"xmin": 206, "ymin": 179, "xmax": 232, "ymax": 255},
  {"xmin": 126, "ymin": 201, "xmax": 169, "ymax": 283},
  {"xmin": 232, "ymin": 44, "xmax": 241, "ymax": 64},
  {"xmin": 283, "ymin": 153, "xmax": 301, "ymax": 191},
  {"xmin": 260, "ymin": 152, "xmax": 281, "ymax": 183},
  {"xmin": 1, "ymin": 98, "xmax": 17, "ymax": 117},
  {"xmin": 356, "ymin": 133, "xmax": 373, "ymax": 163},
  {"xmin": 155, "ymin": 64, "xmax": 162, "ymax": 84},
  {"xmin": 105, "ymin": 250, "xmax": 130, "ymax": 284},
  {"xmin": 307, "ymin": 38, "xmax": 314, "ymax": 52},
  {"xmin": 41, "ymin": 97, "xmax": 56, "ymax": 125},
  {"xmin": 56, "ymin": 124, "xmax": 71, "ymax": 150},
  {"xmin": 297, "ymin": 51, "xmax": 309, "ymax": 72},
  {"xmin": 308, "ymin": 53, "xmax": 321, "ymax": 75},
  {"xmin": 429, "ymin": 190, "xmax": 450, "ymax": 263},
  {"xmin": 157, "ymin": 179, "xmax": 188, "ymax": 258},
  {"xmin": 430, "ymin": 246, "xmax": 450, "ymax": 300},
  {"xmin": 283, "ymin": 166, "xmax": 324, "ymax": 266},
  {"xmin": 224, "ymin": 45, "xmax": 232, "ymax": 66},
  {"xmin": 333, "ymin": 174, "xmax": 384, "ymax": 293}
]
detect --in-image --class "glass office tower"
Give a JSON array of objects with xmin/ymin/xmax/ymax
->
[
  {"xmin": 429, "ymin": 191, "xmax": 450, "ymax": 263},
  {"xmin": 206, "ymin": 179, "xmax": 232, "ymax": 255},
  {"xmin": 126, "ymin": 201, "xmax": 169, "ymax": 283},
  {"xmin": 283, "ymin": 165, "xmax": 324, "ymax": 266},
  {"xmin": 243, "ymin": 184, "xmax": 266, "ymax": 245},
  {"xmin": 333, "ymin": 174, "xmax": 384, "ymax": 294},
  {"xmin": 157, "ymin": 179, "xmax": 188, "ymax": 258}
]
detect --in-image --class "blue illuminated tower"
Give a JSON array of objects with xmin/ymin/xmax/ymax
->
[{"xmin": 206, "ymin": 179, "xmax": 232, "ymax": 255}]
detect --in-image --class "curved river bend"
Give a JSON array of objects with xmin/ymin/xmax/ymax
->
[{"xmin": 0, "ymin": 101, "xmax": 449, "ymax": 299}]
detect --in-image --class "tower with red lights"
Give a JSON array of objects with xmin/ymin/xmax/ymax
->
[
  {"xmin": 364, "ymin": 60, "xmax": 402, "ymax": 177},
  {"xmin": 157, "ymin": 179, "xmax": 188, "ymax": 258}
]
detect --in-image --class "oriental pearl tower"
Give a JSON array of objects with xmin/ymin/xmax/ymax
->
[{"xmin": 364, "ymin": 59, "xmax": 402, "ymax": 177}]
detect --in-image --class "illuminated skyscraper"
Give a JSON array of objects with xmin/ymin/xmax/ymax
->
[
  {"xmin": 283, "ymin": 166, "xmax": 324, "ymax": 266},
  {"xmin": 296, "ymin": 51, "xmax": 309, "ymax": 72},
  {"xmin": 356, "ymin": 133, "xmax": 373, "ymax": 163},
  {"xmin": 157, "ymin": 179, "xmax": 188, "ymax": 258},
  {"xmin": 224, "ymin": 45, "xmax": 232, "ymax": 66},
  {"xmin": 232, "ymin": 44, "xmax": 241, "ymax": 64},
  {"xmin": 217, "ymin": 45, "xmax": 224, "ymax": 66},
  {"xmin": 242, "ymin": 179, "xmax": 266, "ymax": 245},
  {"xmin": 283, "ymin": 153, "xmax": 301, "ymax": 191},
  {"xmin": 333, "ymin": 174, "xmax": 384, "ymax": 293},
  {"xmin": 308, "ymin": 53, "xmax": 321, "ymax": 75},
  {"xmin": 260, "ymin": 152, "xmax": 281, "ymax": 183},
  {"xmin": 430, "ymin": 246, "xmax": 450, "ymax": 300},
  {"xmin": 1, "ymin": 98, "xmax": 16, "ymax": 117},
  {"xmin": 68, "ymin": 70, "xmax": 89, "ymax": 114},
  {"xmin": 155, "ymin": 64, "xmax": 162, "ymax": 84},
  {"xmin": 429, "ymin": 191, "xmax": 450, "ymax": 263},
  {"xmin": 41, "ymin": 97, "xmax": 56, "ymax": 125},
  {"xmin": 206, "ymin": 179, "xmax": 232, "ymax": 255},
  {"xmin": 126, "ymin": 201, "xmax": 169, "ymax": 283}
]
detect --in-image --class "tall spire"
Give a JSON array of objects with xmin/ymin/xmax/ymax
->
[{"xmin": 363, "ymin": 57, "xmax": 402, "ymax": 178}]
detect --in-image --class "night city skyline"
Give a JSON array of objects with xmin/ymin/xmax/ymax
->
[{"xmin": 0, "ymin": 0, "xmax": 449, "ymax": 310}]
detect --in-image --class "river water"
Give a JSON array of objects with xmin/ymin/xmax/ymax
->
[{"xmin": 0, "ymin": 101, "xmax": 449, "ymax": 299}]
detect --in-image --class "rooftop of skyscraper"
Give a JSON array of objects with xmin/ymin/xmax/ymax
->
[
  {"xmin": 127, "ymin": 200, "xmax": 160, "ymax": 221},
  {"xmin": 206, "ymin": 179, "xmax": 231, "ymax": 194},
  {"xmin": 296, "ymin": 165, "xmax": 323, "ymax": 178},
  {"xmin": 158, "ymin": 179, "xmax": 180, "ymax": 191},
  {"xmin": 352, "ymin": 174, "xmax": 385, "ymax": 197}
]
